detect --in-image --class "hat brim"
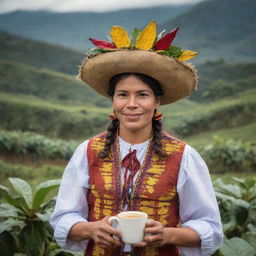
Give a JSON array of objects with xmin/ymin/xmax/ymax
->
[{"xmin": 79, "ymin": 50, "xmax": 198, "ymax": 105}]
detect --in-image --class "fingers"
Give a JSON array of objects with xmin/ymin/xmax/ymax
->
[
  {"xmin": 145, "ymin": 220, "xmax": 164, "ymax": 235},
  {"xmin": 133, "ymin": 221, "xmax": 167, "ymax": 248},
  {"xmin": 91, "ymin": 217, "xmax": 122, "ymax": 249},
  {"xmin": 132, "ymin": 241, "xmax": 148, "ymax": 247}
]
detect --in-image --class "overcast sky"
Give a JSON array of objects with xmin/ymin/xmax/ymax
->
[{"xmin": 0, "ymin": 0, "xmax": 204, "ymax": 13}]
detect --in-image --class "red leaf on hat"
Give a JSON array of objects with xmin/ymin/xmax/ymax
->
[
  {"xmin": 89, "ymin": 38, "xmax": 116, "ymax": 49},
  {"xmin": 154, "ymin": 27, "xmax": 179, "ymax": 50}
]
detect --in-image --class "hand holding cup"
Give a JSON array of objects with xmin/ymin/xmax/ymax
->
[{"xmin": 109, "ymin": 211, "xmax": 148, "ymax": 244}]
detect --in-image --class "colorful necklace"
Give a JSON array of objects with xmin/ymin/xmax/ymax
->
[{"xmin": 112, "ymin": 135, "xmax": 154, "ymax": 211}]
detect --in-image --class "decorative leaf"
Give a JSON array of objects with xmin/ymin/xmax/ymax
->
[
  {"xmin": 130, "ymin": 28, "xmax": 140, "ymax": 48},
  {"xmin": 166, "ymin": 45, "xmax": 183, "ymax": 58},
  {"xmin": 156, "ymin": 29, "xmax": 166, "ymax": 40},
  {"xmin": 86, "ymin": 47, "xmax": 113, "ymax": 57},
  {"xmin": 9, "ymin": 178, "xmax": 32, "ymax": 208},
  {"xmin": 154, "ymin": 27, "xmax": 179, "ymax": 50},
  {"xmin": 135, "ymin": 20, "xmax": 156, "ymax": 50},
  {"xmin": 89, "ymin": 38, "xmax": 115, "ymax": 49},
  {"xmin": 110, "ymin": 26, "xmax": 130, "ymax": 48},
  {"xmin": 177, "ymin": 49, "xmax": 198, "ymax": 61},
  {"xmin": 32, "ymin": 179, "xmax": 60, "ymax": 210}
]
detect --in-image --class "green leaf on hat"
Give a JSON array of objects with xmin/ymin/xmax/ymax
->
[
  {"xmin": 166, "ymin": 45, "xmax": 183, "ymax": 58},
  {"xmin": 130, "ymin": 28, "xmax": 141, "ymax": 48}
]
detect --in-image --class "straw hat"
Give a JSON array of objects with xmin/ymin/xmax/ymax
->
[{"xmin": 78, "ymin": 21, "xmax": 198, "ymax": 105}]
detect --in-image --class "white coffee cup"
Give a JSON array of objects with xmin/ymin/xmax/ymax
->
[{"xmin": 109, "ymin": 211, "xmax": 148, "ymax": 244}]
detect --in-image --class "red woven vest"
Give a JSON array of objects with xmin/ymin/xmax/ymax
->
[{"xmin": 85, "ymin": 131, "xmax": 186, "ymax": 256}]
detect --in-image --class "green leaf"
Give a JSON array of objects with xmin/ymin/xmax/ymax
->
[
  {"xmin": 0, "ymin": 185, "xmax": 29, "ymax": 214},
  {"xmin": 166, "ymin": 45, "xmax": 183, "ymax": 58},
  {"xmin": 218, "ymin": 184, "xmax": 242, "ymax": 198},
  {"xmin": 32, "ymin": 179, "xmax": 60, "ymax": 210},
  {"xmin": 0, "ymin": 219, "xmax": 21, "ymax": 233},
  {"xmin": 49, "ymin": 248, "xmax": 81, "ymax": 256},
  {"xmin": 19, "ymin": 221, "xmax": 46, "ymax": 256},
  {"xmin": 0, "ymin": 231, "xmax": 18, "ymax": 256},
  {"xmin": 242, "ymin": 233, "xmax": 256, "ymax": 250},
  {"xmin": 36, "ymin": 209, "xmax": 53, "ymax": 222},
  {"xmin": 215, "ymin": 191, "xmax": 250, "ymax": 208},
  {"xmin": 86, "ymin": 47, "xmax": 114, "ymax": 57},
  {"xmin": 0, "ymin": 203, "xmax": 19, "ymax": 218},
  {"xmin": 233, "ymin": 204, "xmax": 249, "ymax": 226},
  {"xmin": 219, "ymin": 237, "xmax": 255, "ymax": 256},
  {"xmin": 130, "ymin": 28, "xmax": 140, "ymax": 48},
  {"xmin": 9, "ymin": 177, "xmax": 32, "ymax": 208}
]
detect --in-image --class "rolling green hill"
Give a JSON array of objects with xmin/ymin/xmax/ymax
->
[
  {"xmin": 0, "ymin": 31, "xmax": 83, "ymax": 75},
  {"xmin": 0, "ymin": 60, "xmax": 110, "ymax": 106},
  {"xmin": 160, "ymin": 0, "xmax": 256, "ymax": 63},
  {"xmin": 192, "ymin": 60, "xmax": 256, "ymax": 102}
]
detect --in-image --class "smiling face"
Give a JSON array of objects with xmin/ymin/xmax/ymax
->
[{"xmin": 112, "ymin": 75, "xmax": 160, "ymax": 139}]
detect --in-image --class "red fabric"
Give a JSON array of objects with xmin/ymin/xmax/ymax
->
[
  {"xmin": 85, "ymin": 131, "xmax": 185, "ymax": 256},
  {"xmin": 121, "ymin": 149, "xmax": 140, "ymax": 206}
]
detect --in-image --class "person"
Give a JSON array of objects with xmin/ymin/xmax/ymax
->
[{"xmin": 50, "ymin": 21, "xmax": 223, "ymax": 256}]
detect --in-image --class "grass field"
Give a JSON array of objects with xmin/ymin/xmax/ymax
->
[
  {"xmin": 0, "ymin": 92, "xmax": 111, "ymax": 115},
  {"xmin": 186, "ymin": 121, "xmax": 256, "ymax": 147}
]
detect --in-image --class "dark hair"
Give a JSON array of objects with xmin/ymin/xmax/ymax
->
[{"xmin": 98, "ymin": 73, "xmax": 167, "ymax": 158}]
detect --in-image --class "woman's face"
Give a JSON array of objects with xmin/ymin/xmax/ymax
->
[{"xmin": 112, "ymin": 75, "xmax": 160, "ymax": 134}]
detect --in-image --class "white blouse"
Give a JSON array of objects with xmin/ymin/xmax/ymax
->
[{"xmin": 50, "ymin": 137, "xmax": 223, "ymax": 256}]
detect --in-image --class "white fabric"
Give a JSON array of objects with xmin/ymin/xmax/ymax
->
[{"xmin": 50, "ymin": 137, "xmax": 223, "ymax": 255}]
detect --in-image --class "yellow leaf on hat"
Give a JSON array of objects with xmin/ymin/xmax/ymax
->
[
  {"xmin": 135, "ymin": 20, "xmax": 156, "ymax": 50},
  {"xmin": 177, "ymin": 50, "xmax": 198, "ymax": 61},
  {"xmin": 110, "ymin": 26, "xmax": 130, "ymax": 48}
]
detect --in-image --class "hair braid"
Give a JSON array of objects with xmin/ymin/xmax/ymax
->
[
  {"xmin": 152, "ymin": 119, "xmax": 167, "ymax": 158},
  {"xmin": 98, "ymin": 119, "xmax": 119, "ymax": 158}
]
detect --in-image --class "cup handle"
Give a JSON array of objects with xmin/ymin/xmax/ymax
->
[
  {"xmin": 108, "ymin": 216, "xmax": 120, "ymax": 240},
  {"xmin": 109, "ymin": 216, "xmax": 119, "ymax": 225}
]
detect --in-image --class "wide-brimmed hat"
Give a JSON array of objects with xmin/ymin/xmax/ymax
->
[{"xmin": 78, "ymin": 21, "xmax": 198, "ymax": 105}]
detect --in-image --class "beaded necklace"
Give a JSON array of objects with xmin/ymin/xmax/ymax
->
[{"xmin": 112, "ymin": 135, "xmax": 154, "ymax": 211}]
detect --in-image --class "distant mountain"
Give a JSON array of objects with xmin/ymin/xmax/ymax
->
[
  {"xmin": 0, "ymin": 5, "xmax": 192, "ymax": 51},
  {"xmin": 160, "ymin": 0, "xmax": 256, "ymax": 63},
  {"xmin": 0, "ymin": 31, "xmax": 83, "ymax": 75}
]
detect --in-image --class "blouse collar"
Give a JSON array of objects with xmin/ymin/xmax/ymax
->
[{"xmin": 118, "ymin": 136, "xmax": 150, "ymax": 151}]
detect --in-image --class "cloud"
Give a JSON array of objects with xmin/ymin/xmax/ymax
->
[{"xmin": 0, "ymin": 0, "xmax": 203, "ymax": 13}]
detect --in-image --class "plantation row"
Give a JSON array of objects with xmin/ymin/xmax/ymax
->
[
  {"xmin": 0, "ymin": 130, "xmax": 255, "ymax": 173},
  {"xmin": 0, "ymin": 130, "xmax": 78, "ymax": 160},
  {"xmin": 172, "ymin": 100, "xmax": 256, "ymax": 136},
  {"xmin": 0, "ymin": 100, "xmax": 109, "ymax": 140}
]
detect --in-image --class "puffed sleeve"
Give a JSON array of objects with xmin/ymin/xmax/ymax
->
[
  {"xmin": 178, "ymin": 145, "xmax": 223, "ymax": 256},
  {"xmin": 50, "ymin": 140, "xmax": 90, "ymax": 251}
]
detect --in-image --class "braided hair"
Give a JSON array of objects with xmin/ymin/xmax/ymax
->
[{"xmin": 98, "ymin": 73, "xmax": 167, "ymax": 158}]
